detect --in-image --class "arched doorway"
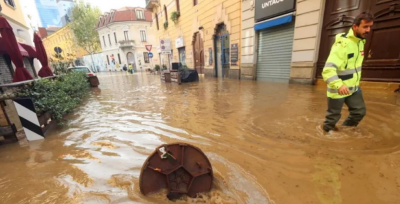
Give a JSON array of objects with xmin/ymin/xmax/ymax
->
[
  {"xmin": 214, "ymin": 23, "xmax": 229, "ymax": 78},
  {"xmin": 127, "ymin": 52, "xmax": 136, "ymax": 69},
  {"xmin": 192, "ymin": 32, "xmax": 204, "ymax": 74}
]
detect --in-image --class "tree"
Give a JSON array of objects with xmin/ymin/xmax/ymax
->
[{"xmin": 69, "ymin": 1, "xmax": 102, "ymax": 55}]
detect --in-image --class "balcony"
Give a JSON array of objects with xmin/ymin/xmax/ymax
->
[
  {"xmin": 119, "ymin": 40, "xmax": 135, "ymax": 49},
  {"xmin": 146, "ymin": 0, "xmax": 159, "ymax": 11}
]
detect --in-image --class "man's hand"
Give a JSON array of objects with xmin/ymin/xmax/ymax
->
[{"xmin": 338, "ymin": 85, "xmax": 350, "ymax": 95}]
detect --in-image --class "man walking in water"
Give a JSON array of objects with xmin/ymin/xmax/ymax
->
[{"xmin": 322, "ymin": 12, "xmax": 374, "ymax": 132}]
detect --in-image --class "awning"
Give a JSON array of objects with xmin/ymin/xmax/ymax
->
[
  {"xmin": 20, "ymin": 43, "xmax": 37, "ymax": 58},
  {"xmin": 0, "ymin": 37, "xmax": 36, "ymax": 57},
  {"xmin": 254, "ymin": 12, "xmax": 294, "ymax": 31}
]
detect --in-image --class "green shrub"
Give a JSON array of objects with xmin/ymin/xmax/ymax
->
[
  {"xmin": 171, "ymin": 11, "xmax": 180, "ymax": 24},
  {"xmin": 16, "ymin": 72, "xmax": 90, "ymax": 124},
  {"xmin": 154, "ymin": 65, "xmax": 161, "ymax": 71}
]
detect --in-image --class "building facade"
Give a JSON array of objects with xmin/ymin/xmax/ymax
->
[
  {"xmin": 0, "ymin": 0, "xmax": 39, "ymax": 82},
  {"xmin": 147, "ymin": 0, "xmax": 242, "ymax": 79},
  {"xmin": 35, "ymin": 0, "xmax": 61, "ymax": 27},
  {"xmin": 57, "ymin": 0, "xmax": 73, "ymax": 18},
  {"xmin": 96, "ymin": 7, "xmax": 159, "ymax": 71},
  {"xmin": 42, "ymin": 26, "xmax": 88, "ymax": 62},
  {"xmin": 20, "ymin": 0, "xmax": 42, "ymax": 31},
  {"xmin": 0, "ymin": 0, "xmax": 39, "ymax": 129},
  {"xmin": 241, "ymin": 0, "xmax": 400, "ymax": 84}
]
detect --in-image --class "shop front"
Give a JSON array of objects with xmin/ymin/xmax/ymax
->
[
  {"xmin": 175, "ymin": 37, "xmax": 186, "ymax": 68},
  {"xmin": 254, "ymin": 0, "xmax": 296, "ymax": 82}
]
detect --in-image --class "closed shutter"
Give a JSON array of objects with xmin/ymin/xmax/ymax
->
[
  {"xmin": 257, "ymin": 22, "xmax": 295, "ymax": 82},
  {"xmin": 0, "ymin": 56, "xmax": 13, "ymax": 84},
  {"xmin": 23, "ymin": 57, "xmax": 36, "ymax": 78}
]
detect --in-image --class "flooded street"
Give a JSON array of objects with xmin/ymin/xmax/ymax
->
[{"xmin": 1, "ymin": 72, "xmax": 400, "ymax": 204}]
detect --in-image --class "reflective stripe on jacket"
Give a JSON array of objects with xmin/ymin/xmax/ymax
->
[{"xmin": 322, "ymin": 28, "xmax": 366, "ymax": 99}]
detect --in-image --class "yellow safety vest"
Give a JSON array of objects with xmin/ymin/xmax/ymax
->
[{"xmin": 322, "ymin": 28, "xmax": 366, "ymax": 99}]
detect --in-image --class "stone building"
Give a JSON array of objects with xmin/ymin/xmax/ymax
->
[
  {"xmin": 146, "ymin": 0, "xmax": 242, "ymax": 79},
  {"xmin": 96, "ymin": 7, "xmax": 159, "ymax": 72},
  {"xmin": 241, "ymin": 0, "xmax": 400, "ymax": 85}
]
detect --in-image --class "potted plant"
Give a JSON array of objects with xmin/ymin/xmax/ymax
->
[
  {"xmin": 164, "ymin": 21, "xmax": 168, "ymax": 29},
  {"xmin": 154, "ymin": 65, "xmax": 161, "ymax": 74},
  {"xmin": 162, "ymin": 64, "xmax": 167, "ymax": 71},
  {"xmin": 170, "ymin": 11, "xmax": 180, "ymax": 24}
]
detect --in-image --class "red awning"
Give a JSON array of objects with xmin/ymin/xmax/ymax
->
[
  {"xmin": 0, "ymin": 37, "xmax": 36, "ymax": 57},
  {"xmin": 20, "ymin": 43, "xmax": 37, "ymax": 58}
]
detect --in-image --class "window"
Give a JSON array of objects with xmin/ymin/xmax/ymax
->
[
  {"xmin": 176, "ymin": 0, "xmax": 180, "ymax": 12},
  {"xmin": 108, "ymin": 34, "xmax": 111, "ymax": 46},
  {"xmin": 140, "ymin": 30, "xmax": 147, "ymax": 42},
  {"xmin": 114, "ymin": 32, "xmax": 117, "ymax": 44},
  {"xmin": 118, "ymin": 53, "xmax": 121, "ymax": 64},
  {"xmin": 4, "ymin": 0, "xmax": 16, "ymax": 8},
  {"xmin": 155, "ymin": 14, "xmax": 159, "ymax": 30},
  {"xmin": 136, "ymin": 10, "xmax": 144, "ymax": 20},
  {"xmin": 193, "ymin": 0, "xmax": 198, "ymax": 6},
  {"xmin": 164, "ymin": 5, "xmax": 168, "ymax": 22},
  {"xmin": 124, "ymin": 31, "xmax": 129, "ymax": 40},
  {"xmin": 102, "ymin": 36, "xmax": 106, "ymax": 47},
  {"xmin": 143, "ymin": 52, "xmax": 150, "ymax": 63}
]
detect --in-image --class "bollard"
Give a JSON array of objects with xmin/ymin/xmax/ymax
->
[{"xmin": 139, "ymin": 143, "xmax": 213, "ymax": 200}]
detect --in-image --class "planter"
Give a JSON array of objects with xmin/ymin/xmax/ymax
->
[{"xmin": 88, "ymin": 76, "xmax": 100, "ymax": 87}]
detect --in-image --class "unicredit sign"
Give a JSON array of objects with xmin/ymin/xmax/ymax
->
[{"xmin": 255, "ymin": 0, "xmax": 296, "ymax": 22}]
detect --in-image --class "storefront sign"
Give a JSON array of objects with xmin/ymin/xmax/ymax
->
[
  {"xmin": 175, "ymin": 37, "xmax": 184, "ymax": 48},
  {"xmin": 255, "ymin": 0, "xmax": 296, "ymax": 22},
  {"xmin": 231, "ymin": 44, "xmax": 239, "ymax": 66},
  {"xmin": 161, "ymin": 51, "xmax": 172, "ymax": 55}
]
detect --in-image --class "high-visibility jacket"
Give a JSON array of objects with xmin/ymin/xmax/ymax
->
[{"xmin": 322, "ymin": 28, "xmax": 366, "ymax": 99}]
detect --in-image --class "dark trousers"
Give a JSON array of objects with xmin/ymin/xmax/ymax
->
[{"xmin": 323, "ymin": 90, "xmax": 366, "ymax": 132}]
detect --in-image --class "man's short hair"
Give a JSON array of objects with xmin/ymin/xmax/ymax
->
[{"xmin": 353, "ymin": 12, "xmax": 374, "ymax": 26}]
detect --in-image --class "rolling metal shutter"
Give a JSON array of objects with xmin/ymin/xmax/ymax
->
[
  {"xmin": 0, "ymin": 56, "xmax": 13, "ymax": 84},
  {"xmin": 257, "ymin": 21, "xmax": 295, "ymax": 82},
  {"xmin": 23, "ymin": 57, "xmax": 36, "ymax": 78}
]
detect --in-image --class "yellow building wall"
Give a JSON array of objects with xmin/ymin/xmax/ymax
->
[
  {"xmin": 0, "ymin": 0, "xmax": 27, "ymax": 27},
  {"xmin": 42, "ymin": 26, "xmax": 88, "ymax": 61},
  {"xmin": 151, "ymin": 0, "xmax": 241, "ymax": 73}
]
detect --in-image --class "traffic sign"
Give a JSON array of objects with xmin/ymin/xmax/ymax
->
[
  {"xmin": 145, "ymin": 45, "xmax": 152, "ymax": 52},
  {"xmin": 148, "ymin": 52, "xmax": 153, "ymax": 58}
]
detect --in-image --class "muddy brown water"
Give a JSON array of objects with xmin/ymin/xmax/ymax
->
[{"xmin": 0, "ymin": 72, "xmax": 399, "ymax": 204}]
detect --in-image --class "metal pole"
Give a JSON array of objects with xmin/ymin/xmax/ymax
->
[{"xmin": 90, "ymin": 52, "xmax": 95, "ymax": 72}]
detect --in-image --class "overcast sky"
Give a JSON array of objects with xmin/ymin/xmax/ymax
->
[{"xmin": 84, "ymin": 0, "xmax": 146, "ymax": 12}]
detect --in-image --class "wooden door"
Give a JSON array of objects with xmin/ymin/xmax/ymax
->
[
  {"xmin": 362, "ymin": 0, "xmax": 400, "ymax": 81},
  {"xmin": 316, "ymin": 0, "xmax": 368, "ymax": 78},
  {"xmin": 317, "ymin": 0, "xmax": 400, "ymax": 82},
  {"xmin": 193, "ymin": 32, "xmax": 204, "ymax": 74}
]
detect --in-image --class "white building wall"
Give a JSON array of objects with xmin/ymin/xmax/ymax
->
[{"xmin": 97, "ymin": 20, "xmax": 160, "ymax": 71}]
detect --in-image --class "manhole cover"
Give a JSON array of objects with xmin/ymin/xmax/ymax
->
[{"xmin": 139, "ymin": 143, "xmax": 213, "ymax": 200}]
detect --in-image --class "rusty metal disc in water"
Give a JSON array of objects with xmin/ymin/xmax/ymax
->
[{"xmin": 139, "ymin": 143, "xmax": 213, "ymax": 200}]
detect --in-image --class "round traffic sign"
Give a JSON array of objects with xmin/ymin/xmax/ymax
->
[{"xmin": 148, "ymin": 52, "xmax": 153, "ymax": 58}]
